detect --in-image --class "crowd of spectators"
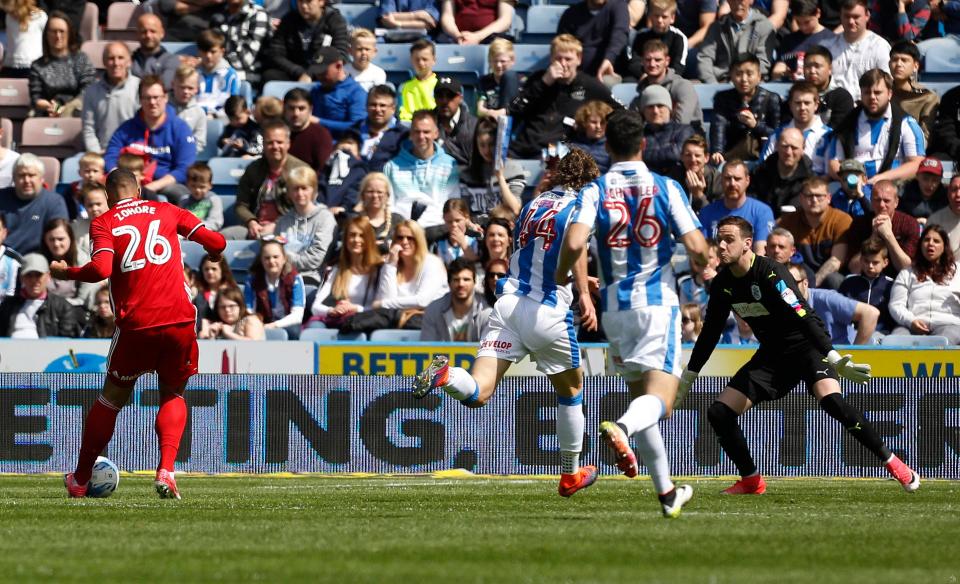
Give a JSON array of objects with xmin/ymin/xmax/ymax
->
[{"xmin": 0, "ymin": 0, "xmax": 958, "ymax": 345}]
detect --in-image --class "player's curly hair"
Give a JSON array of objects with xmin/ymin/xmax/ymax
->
[
  {"xmin": 552, "ymin": 148, "xmax": 599, "ymax": 192},
  {"xmin": 914, "ymin": 224, "xmax": 956, "ymax": 285}
]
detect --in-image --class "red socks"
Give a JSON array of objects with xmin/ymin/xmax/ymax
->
[
  {"xmin": 74, "ymin": 397, "xmax": 121, "ymax": 485},
  {"xmin": 155, "ymin": 394, "xmax": 187, "ymax": 473}
]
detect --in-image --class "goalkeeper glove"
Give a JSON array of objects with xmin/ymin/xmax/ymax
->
[
  {"xmin": 675, "ymin": 369, "xmax": 699, "ymax": 408},
  {"xmin": 826, "ymin": 350, "xmax": 871, "ymax": 385}
]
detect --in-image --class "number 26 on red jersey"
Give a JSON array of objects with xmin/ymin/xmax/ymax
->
[{"xmin": 112, "ymin": 219, "xmax": 172, "ymax": 272}]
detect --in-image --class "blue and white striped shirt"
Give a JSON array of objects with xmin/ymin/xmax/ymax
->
[
  {"xmin": 573, "ymin": 161, "xmax": 701, "ymax": 311},
  {"xmin": 759, "ymin": 116, "xmax": 832, "ymax": 175},
  {"xmin": 497, "ymin": 187, "xmax": 579, "ymax": 308},
  {"xmin": 826, "ymin": 106, "xmax": 925, "ymax": 178}
]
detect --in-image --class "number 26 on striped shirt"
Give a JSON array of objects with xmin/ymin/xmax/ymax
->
[{"xmin": 603, "ymin": 197, "xmax": 662, "ymax": 248}]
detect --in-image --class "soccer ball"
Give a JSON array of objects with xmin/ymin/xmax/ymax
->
[{"xmin": 87, "ymin": 456, "xmax": 120, "ymax": 498}]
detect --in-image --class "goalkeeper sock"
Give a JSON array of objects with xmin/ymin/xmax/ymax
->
[
  {"xmin": 617, "ymin": 394, "xmax": 666, "ymax": 436},
  {"xmin": 819, "ymin": 393, "xmax": 892, "ymax": 461},
  {"xmin": 74, "ymin": 396, "xmax": 121, "ymax": 485},
  {"xmin": 634, "ymin": 424, "xmax": 675, "ymax": 494},
  {"xmin": 443, "ymin": 367, "xmax": 480, "ymax": 404},
  {"xmin": 557, "ymin": 394, "xmax": 584, "ymax": 475},
  {"xmin": 707, "ymin": 401, "xmax": 757, "ymax": 477},
  {"xmin": 155, "ymin": 393, "xmax": 188, "ymax": 472}
]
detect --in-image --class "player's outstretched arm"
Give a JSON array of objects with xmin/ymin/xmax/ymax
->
[
  {"xmin": 555, "ymin": 223, "xmax": 591, "ymax": 285},
  {"xmin": 51, "ymin": 251, "xmax": 113, "ymax": 283},
  {"xmin": 572, "ymin": 248, "xmax": 597, "ymax": 332},
  {"xmin": 679, "ymin": 229, "xmax": 710, "ymax": 274}
]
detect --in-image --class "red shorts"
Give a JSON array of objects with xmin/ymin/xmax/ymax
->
[{"xmin": 106, "ymin": 321, "xmax": 199, "ymax": 387}]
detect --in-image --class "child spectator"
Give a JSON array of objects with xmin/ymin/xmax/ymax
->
[
  {"xmin": 709, "ymin": 54, "xmax": 781, "ymax": 164},
  {"xmin": 196, "ymin": 28, "xmax": 241, "ymax": 119},
  {"xmin": 346, "ymin": 28, "xmax": 387, "ymax": 92},
  {"xmin": 628, "ymin": 0, "xmax": 688, "ymax": 78},
  {"xmin": 116, "ymin": 153, "xmax": 159, "ymax": 202},
  {"xmin": 838, "ymin": 236, "xmax": 896, "ymax": 335},
  {"xmin": 274, "ymin": 166, "xmax": 337, "ymax": 285},
  {"xmin": 180, "ymin": 162, "xmax": 225, "ymax": 232},
  {"xmin": 171, "ymin": 66, "xmax": 208, "ymax": 153},
  {"xmin": 433, "ymin": 199, "xmax": 481, "ymax": 265},
  {"xmin": 218, "ymin": 95, "xmax": 263, "ymax": 158},
  {"xmin": 0, "ymin": 0, "xmax": 47, "ymax": 78},
  {"xmin": 0, "ymin": 215, "xmax": 21, "ymax": 297},
  {"xmin": 82, "ymin": 285, "xmax": 116, "ymax": 339},
  {"xmin": 254, "ymin": 95, "xmax": 284, "ymax": 124},
  {"xmin": 567, "ymin": 101, "xmax": 613, "ymax": 174},
  {"xmin": 245, "ymin": 239, "xmax": 307, "ymax": 339},
  {"xmin": 477, "ymin": 38, "xmax": 519, "ymax": 119},
  {"xmin": 202, "ymin": 285, "xmax": 266, "ymax": 340},
  {"xmin": 71, "ymin": 182, "xmax": 109, "ymax": 258},
  {"xmin": 320, "ymin": 131, "xmax": 368, "ymax": 217},
  {"xmin": 680, "ymin": 302, "xmax": 703, "ymax": 343},
  {"xmin": 192, "ymin": 253, "xmax": 238, "ymax": 325},
  {"xmin": 398, "ymin": 40, "xmax": 438, "ymax": 123},
  {"xmin": 66, "ymin": 152, "xmax": 105, "ymax": 219},
  {"xmin": 831, "ymin": 159, "xmax": 872, "ymax": 218}
]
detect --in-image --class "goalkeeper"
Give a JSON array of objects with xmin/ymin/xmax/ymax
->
[{"xmin": 678, "ymin": 216, "xmax": 920, "ymax": 495}]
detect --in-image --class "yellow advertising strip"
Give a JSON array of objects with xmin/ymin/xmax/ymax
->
[{"xmin": 318, "ymin": 344, "xmax": 960, "ymax": 378}]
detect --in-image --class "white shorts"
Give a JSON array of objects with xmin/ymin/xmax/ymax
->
[
  {"xmin": 477, "ymin": 294, "xmax": 580, "ymax": 375},
  {"xmin": 602, "ymin": 305, "xmax": 682, "ymax": 381}
]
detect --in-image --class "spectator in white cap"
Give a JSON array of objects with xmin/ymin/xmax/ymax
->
[
  {"xmin": 638, "ymin": 84, "xmax": 696, "ymax": 175},
  {"xmin": 0, "ymin": 253, "xmax": 81, "ymax": 338}
]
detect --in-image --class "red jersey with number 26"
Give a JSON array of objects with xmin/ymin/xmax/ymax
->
[{"xmin": 87, "ymin": 198, "xmax": 207, "ymax": 331}]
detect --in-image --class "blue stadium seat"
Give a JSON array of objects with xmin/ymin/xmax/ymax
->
[
  {"xmin": 516, "ymin": 158, "xmax": 543, "ymax": 186},
  {"xmin": 611, "ymin": 83, "xmax": 638, "ymax": 108},
  {"xmin": 181, "ymin": 241, "xmax": 208, "ymax": 271},
  {"xmin": 219, "ymin": 194, "xmax": 238, "ymax": 226},
  {"xmin": 923, "ymin": 82, "xmax": 958, "ymax": 98},
  {"xmin": 239, "ymin": 80, "xmax": 254, "ymax": 108},
  {"xmin": 761, "ymin": 82, "xmax": 791, "ymax": 99},
  {"xmin": 523, "ymin": 5, "xmax": 566, "ymax": 43},
  {"xmin": 512, "ymin": 44, "xmax": 550, "ymax": 73},
  {"xmin": 262, "ymin": 80, "xmax": 314, "ymax": 99},
  {"xmin": 694, "ymin": 83, "xmax": 726, "ymax": 123},
  {"xmin": 372, "ymin": 42, "xmax": 412, "ymax": 73},
  {"xmin": 300, "ymin": 328, "xmax": 340, "ymax": 342},
  {"xmin": 209, "ymin": 157, "xmax": 255, "ymax": 196},
  {"xmin": 60, "ymin": 153, "xmax": 83, "ymax": 184},
  {"xmin": 435, "ymin": 44, "xmax": 487, "ymax": 85},
  {"xmin": 337, "ymin": 4, "xmax": 378, "ymax": 29},
  {"xmin": 224, "ymin": 239, "xmax": 261, "ymax": 275},
  {"xmin": 369, "ymin": 328, "xmax": 423, "ymax": 342},
  {"xmin": 198, "ymin": 118, "xmax": 223, "ymax": 162},
  {"xmin": 161, "ymin": 42, "xmax": 197, "ymax": 56},
  {"xmin": 879, "ymin": 334, "xmax": 950, "ymax": 347},
  {"xmin": 923, "ymin": 50, "xmax": 960, "ymax": 81},
  {"xmin": 265, "ymin": 327, "xmax": 289, "ymax": 341},
  {"xmin": 336, "ymin": 331, "xmax": 368, "ymax": 341}
]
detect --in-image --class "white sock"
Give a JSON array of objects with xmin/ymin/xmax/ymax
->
[
  {"xmin": 634, "ymin": 424, "xmax": 674, "ymax": 495},
  {"xmin": 442, "ymin": 367, "xmax": 478, "ymax": 402},
  {"xmin": 557, "ymin": 401, "xmax": 584, "ymax": 475},
  {"xmin": 616, "ymin": 394, "xmax": 666, "ymax": 437}
]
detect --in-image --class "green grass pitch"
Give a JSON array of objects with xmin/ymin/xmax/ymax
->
[{"xmin": 1, "ymin": 474, "xmax": 958, "ymax": 583}]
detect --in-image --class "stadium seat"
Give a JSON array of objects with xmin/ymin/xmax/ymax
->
[
  {"xmin": 337, "ymin": 4, "xmax": 378, "ymax": 30},
  {"xmin": 336, "ymin": 331, "xmax": 368, "ymax": 341},
  {"xmin": 924, "ymin": 82, "xmax": 958, "ymax": 98},
  {"xmin": 300, "ymin": 328, "xmax": 340, "ymax": 342},
  {"xmin": 60, "ymin": 153, "xmax": 83, "ymax": 184},
  {"xmin": 220, "ymin": 195, "xmax": 239, "ymax": 226},
  {"xmin": 265, "ymin": 327, "xmax": 289, "ymax": 341},
  {"xmin": 369, "ymin": 328, "xmax": 422, "ymax": 342},
  {"xmin": 943, "ymin": 160, "xmax": 955, "ymax": 180},
  {"xmin": 516, "ymin": 159, "xmax": 544, "ymax": 188},
  {"xmin": 611, "ymin": 83, "xmax": 638, "ymax": 108},
  {"xmin": 21, "ymin": 117, "xmax": 83, "ymax": 159},
  {"xmin": 523, "ymin": 5, "xmax": 565, "ymax": 43},
  {"xmin": 372, "ymin": 42, "xmax": 413, "ymax": 86},
  {"xmin": 761, "ymin": 82, "xmax": 792, "ymax": 99},
  {"xmin": 209, "ymin": 157, "xmax": 254, "ymax": 195},
  {"xmin": 104, "ymin": 2, "xmax": 144, "ymax": 41},
  {"xmin": 224, "ymin": 239, "xmax": 260, "ymax": 274},
  {"xmin": 435, "ymin": 44, "xmax": 488, "ymax": 85},
  {"xmin": 512, "ymin": 44, "xmax": 550, "ymax": 73},
  {"xmin": 37, "ymin": 156, "xmax": 60, "ymax": 189},
  {"xmin": 0, "ymin": 77, "xmax": 31, "ymax": 121},
  {"xmin": 180, "ymin": 240, "xmax": 208, "ymax": 270},
  {"xmin": 878, "ymin": 334, "xmax": 950, "ymax": 347},
  {"xmin": 198, "ymin": 119, "xmax": 224, "ymax": 162},
  {"xmin": 81, "ymin": 40, "xmax": 139, "ymax": 69},
  {"xmin": 239, "ymin": 81, "xmax": 254, "ymax": 108},
  {"xmin": 923, "ymin": 50, "xmax": 960, "ymax": 81},
  {"xmin": 80, "ymin": 2, "xmax": 98, "ymax": 43},
  {"xmin": 694, "ymin": 83, "xmax": 726, "ymax": 123},
  {"xmin": 262, "ymin": 81, "xmax": 313, "ymax": 100},
  {"xmin": 0, "ymin": 117, "xmax": 11, "ymax": 149},
  {"xmin": 162, "ymin": 42, "xmax": 198, "ymax": 57}
]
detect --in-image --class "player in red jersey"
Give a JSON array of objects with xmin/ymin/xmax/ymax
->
[{"xmin": 55, "ymin": 169, "xmax": 226, "ymax": 499}]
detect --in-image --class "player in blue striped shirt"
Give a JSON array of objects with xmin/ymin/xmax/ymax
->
[
  {"xmin": 557, "ymin": 109, "xmax": 709, "ymax": 518},
  {"xmin": 413, "ymin": 149, "xmax": 600, "ymax": 498}
]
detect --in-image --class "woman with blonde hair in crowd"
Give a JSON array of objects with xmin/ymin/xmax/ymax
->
[
  {"xmin": 375, "ymin": 219, "xmax": 447, "ymax": 328},
  {"xmin": 200, "ymin": 286, "xmax": 265, "ymax": 341},
  {"xmin": 356, "ymin": 172, "xmax": 404, "ymax": 253},
  {"xmin": 311, "ymin": 216, "xmax": 385, "ymax": 328},
  {"xmin": 0, "ymin": 0, "xmax": 48, "ymax": 78}
]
